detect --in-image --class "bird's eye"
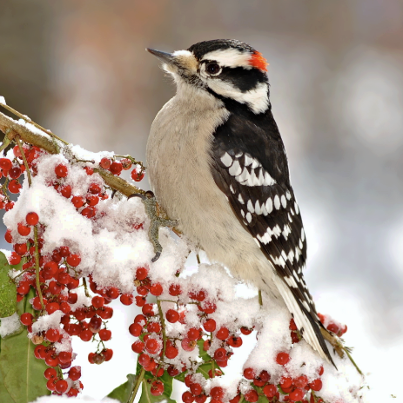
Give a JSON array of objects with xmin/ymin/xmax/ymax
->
[{"xmin": 206, "ymin": 62, "xmax": 221, "ymax": 75}]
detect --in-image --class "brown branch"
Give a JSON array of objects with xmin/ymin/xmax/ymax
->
[{"xmin": 0, "ymin": 108, "xmax": 146, "ymax": 197}]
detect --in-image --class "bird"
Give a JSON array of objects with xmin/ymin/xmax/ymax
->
[{"xmin": 146, "ymin": 39, "xmax": 335, "ymax": 366}]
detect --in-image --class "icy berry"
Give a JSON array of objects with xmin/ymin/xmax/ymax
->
[
  {"xmin": 131, "ymin": 340, "xmax": 145, "ymax": 354},
  {"xmin": 309, "ymin": 378, "xmax": 323, "ymax": 392},
  {"xmin": 136, "ymin": 266, "xmax": 148, "ymax": 280},
  {"xmin": 295, "ymin": 375, "xmax": 308, "ymax": 389},
  {"xmin": 26, "ymin": 212, "xmax": 39, "ymax": 226},
  {"xmin": 100, "ymin": 158, "xmax": 111, "ymax": 169},
  {"xmin": 166, "ymin": 309, "xmax": 179, "ymax": 323},
  {"xmin": 263, "ymin": 384, "xmax": 277, "ymax": 399},
  {"xmin": 181, "ymin": 338, "xmax": 197, "ymax": 352},
  {"xmin": 110, "ymin": 161, "xmax": 123, "ymax": 175},
  {"xmin": 131, "ymin": 168, "xmax": 145, "ymax": 182},
  {"xmin": 169, "ymin": 283, "xmax": 181, "ymax": 296},
  {"xmin": 120, "ymin": 293, "xmax": 133, "ymax": 305},
  {"xmin": 243, "ymin": 367, "xmax": 255, "ymax": 380},
  {"xmin": 187, "ymin": 327, "xmax": 201, "ymax": 341},
  {"xmin": 150, "ymin": 282, "xmax": 163, "ymax": 296},
  {"xmin": 66, "ymin": 254, "xmax": 81, "ymax": 267},
  {"xmin": 46, "ymin": 328, "xmax": 60, "ymax": 342},
  {"xmin": 216, "ymin": 327, "xmax": 229, "ymax": 340},
  {"xmin": 92, "ymin": 296, "xmax": 104, "ymax": 308},
  {"xmin": 182, "ymin": 391, "xmax": 194, "ymax": 403},
  {"xmin": 190, "ymin": 383, "xmax": 202, "ymax": 396},
  {"xmin": 151, "ymin": 380, "xmax": 164, "ymax": 396},
  {"xmin": 8, "ymin": 179, "xmax": 22, "ymax": 194},
  {"xmin": 55, "ymin": 164, "xmax": 68, "ymax": 178},
  {"xmin": 17, "ymin": 222, "xmax": 31, "ymax": 236},
  {"xmin": 289, "ymin": 388, "xmax": 304, "ymax": 401},
  {"xmin": 165, "ymin": 344, "xmax": 179, "ymax": 359},
  {"xmin": 210, "ymin": 386, "xmax": 224, "ymax": 400},
  {"xmin": 214, "ymin": 348, "xmax": 227, "ymax": 361},
  {"xmin": 276, "ymin": 351, "xmax": 290, "ymax": 366},
  {"xmin": 20, "ymin": 313, "xmax": 33, "ymax": 326},
  {"xmin": 203, "ymin": 319, "xmax": 216, "ymax": 332},
  {"xmin": 244, "ymin": 390, "xmax": 258, "ymax": 403}
]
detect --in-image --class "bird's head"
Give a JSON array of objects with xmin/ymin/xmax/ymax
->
[{"xmin": 147, "ymin": 39, "xmax": 270, "ymax": 114}]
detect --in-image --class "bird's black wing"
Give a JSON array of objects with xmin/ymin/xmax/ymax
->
[{"xmin": 210, "ymin": 111, "xmax": 334, "ymax": 364}]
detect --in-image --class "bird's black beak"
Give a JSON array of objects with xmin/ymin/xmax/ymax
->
[{"xmin": 146, "ymin": 48, "xmax": 175, "ymax": 65}]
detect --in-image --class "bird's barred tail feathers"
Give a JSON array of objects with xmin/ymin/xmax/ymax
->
[{"xmin": 273, "ymin": 275, "xmax": 336, "ymax": 367}]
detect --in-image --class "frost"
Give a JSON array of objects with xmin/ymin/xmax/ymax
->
[
  {"xmin": 30, "ymin": 395, "xmax": 119, "ymax": 403},
  {"xmin": 0, "ymin": 312, "xmax": 21, "ymax": 337},
  {"xmin": 0, "ymin": 95, "xmax": 6, "ymax": 105}
]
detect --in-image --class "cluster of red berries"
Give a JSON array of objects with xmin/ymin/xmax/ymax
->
[
  {"xmin": 126, "ymin": 267, "xmax": 254, "ymax": 400},
  {"xmin": 2, "ymin": 142, "xmax": 149, "ymax": 397},
  {"xmin": 99, "ymin": 156, "xmax": 145, "ymax": 182}
]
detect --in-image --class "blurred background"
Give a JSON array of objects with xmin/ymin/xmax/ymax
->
[{"xmin": 1, "ymin": 0, "xmax": 402, "ymax": 401}]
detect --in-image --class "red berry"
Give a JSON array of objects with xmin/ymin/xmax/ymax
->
[
  {"xmin": 9, "ymin": 166, "xmax": 22, "ymax": 179},
  {"xmin": 103, "ymin": 348, "xmax": 113, "ymax": 361},
  {"xmin": 138, "ymin": 353, "xmax": 151, "ymax": 367},
  {"xmin": 318, "ymin": 366, "xmax": 324, "ymax": 376},
  {"xmin": 195, "ymin": 395, "xmax": 207, "ymax": 403},
  {"xmin": 131, "ymin": 340, "xmax": 145, "ymax": 353},
  {"xmin": 121, "ymin": 158, "xmax": 133, "ymax": 170},
  {"xmin": 309, "ymin": 378, "xmax": 323, "ymax": 392},
  {"xmin": 17, "ymin": 281, "xmax": 30, "ymax": 295},
  {"xmin": 8, "ymin": 179, "xmax": 21, "ymax": 194},
  {"xmin": 147, "ymin": 322, "xmax": 161, "ymax": 333},
  {"xmin": 60, "ymin": 185, "xmax": 72, "ymax": 198},
  {"xmin": 280, "ymin": 377, "xmax": 293, "ymax": 389},
  {"xmin": 216, "ymin": 327, "xmax": 229, "ymax": 340},
  {"xmin": 150, "ymin": 282, "xmax": 163, "ymax": 296},
  {"xmin": 166, "ymin": 309, "xmax": 179, "ymax": 323},
  {"xmin": 229, "ymin": 395, "xmax": 241, "ymax": 403},
  {"xmin": 68, "ymin": 366, "xmax": 81, "ymax": 381},
  {"xmin": 181, "ymin": 337, "xmax": 197, "ymax": 352},
  {"xmin": 59, "ymin": 246, "xmax": 70, "ymax": 257},
  {"xmin": 72, "ymin": 196, "xmax": 85, "ymax": 208},
  {"xmin": 169, "ymin": 283, "xmax": 182, "ymax": 296},
  {"xmin": 44, "ymin": 367, "xmax": 57, "ymax": 380},
  {"xmin": 34, "ymin": 345, "xmax": 47, "ymax": 359},
  {"xmin": 263, "ymin": 384, "xmax": 277, "ymax": 398},
  {"xmin": 45, "ymin": 352, "xmax": 59, "ymax": 367},
  {"xmin": 89, "ymin": 183, "xmax": 101, "ymax": 194},
  {"xmin": 182, "ymin": 391, "xmax": 194, "ymax": 403},
  {"xmin": 165, "ymin": 344, "xmax": 179, "ymax": 359},
  {"xmin": 80, "ymin": 329, "xmax": 93, "ymax": 341},
  {"xmin": 120, "ymin": 293, "xmax": 133, "ymax": 305},
  {"xmin": 131, "ymin": 168, "xmax": 145, "ymax": 182},
  {"xmin": 46, "ymin": 379, "xmax": 56, "ymax": 391},
  {"xmin": 0, "ymin": 158, "xmax": 12, "ymax": 171},
  {"xmin": 244, "ymin": 390, "xmax": 258, "ymax": 402},
  {"xmin": 46, "ymin": 328, "xmax": 60, "ymax": 342},
  {"xmin": 227, "ymin": 335, "xmax": 243, "ymax": 348},
  {"xmin": 17, "ymin": 222, "xmax": 31, "ymax": 236},
  {"xmin": 276, "ymin": 351, "xmax": 290, "ymax": 366},
  {"xmin": 100, "ymin": 158, "xmax": 111, "ymax": 169},
  {"xmin": 289, "ymin": 318, "xmax": 298, "ymax": 331},
  {"xmin": 55, "ymin": 379, "xmax": 68, "ymax": 393},
  {"xmin": 210, "ymin": 387, "xmax": 224, "ymax": 400},
  {"xmin": 136, "ymin": 266, "xmax": 148, "ymax": 280},
  {"xmin": 167, "ymin": 365, "xmax": 179, "ymax": 377},
  {"xmin": 106, "ymin": 287, "xmax": 120, "ymax": 299},
  {"xmin": 59, "ymin": 351, "xmax": 72, "ymax": 364},
  {"xmin": 295, "ymin": 375, "xmax": 308, "ymax": 389},
  {"xmin": 145, "ymin": 338, "xmax": 161, "ymax": 354},
  {"xmin": 26, "ymin": 212, "xmax": 39, "ymax": 226},
  {"xmin": 86, "ymin": 195, "xmax": 99, "ymax": 206},
  {"xmin": 55, "ymin": 164, "xmax": 68, "ymax": 178},
  {"xmin": 4, "ymin": 229, "xmax": 13, "ymax": 243},
  {"xmin": 110, "ymin": 161, "xmax": 123, "ymax": 175},
  {"xmin": 46, "ymin": 302, "xmax": 60, "ymax": 314},
  {"xmin": 289, "ymin": 388, "xmax": 304, "ymax": 401},
  {"xmin": 199, "ymin": 300, "xmax": 216, "ymax": 313},
  {"xmin": 142, "ymin": 304, "xmax": 154, "ymax": 316},
  {"xmin": 99, "ymin": 329, "xmax": 112, "ymax": 341},
  {"xmin": 66, "ymin": 254, "xmax": 81, "ymax": 267},
  {"xmin": 92, "ymin": 296, "xmax": 104, "ymax": 308},
  {"xmin": 129, "ymin": 322, "xmax": 143, "ymax": 337},
  {"xmin": 151, "ymin": 380, "xmax": 164, "ymax": 396},
  {"xmin": 203, "ymin": 319, "xmax": 216, "ymax": 332},
  {"xmin": 9, "ymin": 252, "xmax": 21, "ymax": 265},
  {"xmin": 243, "ymin": 367, "xmax": 255, "ymax": 380},
  {"xmin": 187, "ymin": 327, "xmax": 200, "ymax": 341},
  {"xmin": 20, "ymin": 313, "xmax": 33, "ymax": 326},
  {"xmin": 190, "ymin": 383, "xmax": 202, "ymax": 396},
  {"xmin": 214, "ymin": 348, "xmax": 227, "ymax": 361}
]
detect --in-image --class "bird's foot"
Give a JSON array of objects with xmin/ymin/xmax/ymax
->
[{"xmin": 128, "ymin": 191, "xmax": 178, "ymax": 262}]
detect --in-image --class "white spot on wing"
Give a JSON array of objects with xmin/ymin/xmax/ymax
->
[
  {"xmin": 247, "ymin": 200, "xmax": 254, "ymax": 214},
  {"xmin": 221, "ymin": 152, "xmax": 233, "ymax": 167},
  {"xmin": 263, "ymin": 171, "xmax": 276, "ymax": 186},
  {"xmin": 230, "ymin": 185, "xmax": 235, "ymax": 194},
  {"xmin": 281, "ymin": 195, "xmax": 287, "ymax": 208},
  {"xmin": 284, "ymin": 275, "xmax": 298, "ymax": 288},
  {"xmin": 246, "ymin": 212, "xmax": 252, "ymax": 223},
  {"xmin": 238, "ymin": 194, "xmax": 244, "ymax": 204},
  {"xmin": 244, "ymin": 154, "xmax": 253, "ymax": 167},
  {"xmin": 255, "ymin": 200, "xmax": 262, "ymax": 215},
  {"xmin": 294, "ymin": 202, "xmax": 300, "ymax": 214},
  {"xmin": 229, "ymin": 160, "xmax": 242, "ymax": 176},
  {"xmin": 286, "ymin": 191, "xmax": 292, "ymax": 200},
  {"xmin": 274, "ymin": 195, "xmax": 281, "ymax": 210},
  {"xmin": 266, "ymin": 198, "xmax": 273, "ymax": 214}
]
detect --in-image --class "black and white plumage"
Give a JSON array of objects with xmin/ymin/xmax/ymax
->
[{"xmin": 146, "ymin": 39, "xmax": 335, "ymax": 366}]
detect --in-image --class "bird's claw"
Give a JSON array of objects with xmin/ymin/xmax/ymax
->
[{"xmin": 128, "ymin": 191, "xmax": 177, "ymax": 262}]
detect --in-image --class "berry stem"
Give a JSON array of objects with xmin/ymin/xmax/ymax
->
[
  {"xmin": 156, "ymin": 298, "xmax": 167, "ymax": 364},
  {"xmin": 344, "ymin": 346, "xmax": 363, "ymax": 375},
  {"xmin": 128, "ymin": 367, "xmax": 145, "ymax": 403},
  {"xmin": 211, "ymin": 359, "xmax": 215, "ymax": 378},
  {"xmin": 33, "ymin": 226, "xmax": 45, "ymax": 310},
  {"xmin": 82, "ymin": 277, "xmax": 91, "ymax": 298},
  {"xmin": 16, "ymin": 137, "xmax": 32, "ymax": 186}
]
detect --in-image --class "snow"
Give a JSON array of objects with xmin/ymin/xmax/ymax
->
[
  {"xmin": 0, "ymin": 312, "xmax": 21, "ymax": 337},
  {"xmin": 0, "ymin": 146, "xmax": 366, "ymax": 403},
  {"xmin": 17, "ymin": 119, "xmax": 52, "ymax": 140},
  {"xmin": 0, "ymin": 95, "xmax": 6, "ymax": 105}
]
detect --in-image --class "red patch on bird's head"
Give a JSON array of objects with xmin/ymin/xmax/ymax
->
[{"xmin": 249, "ymin": 51, "xmax": 268, "ymax": 71}]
